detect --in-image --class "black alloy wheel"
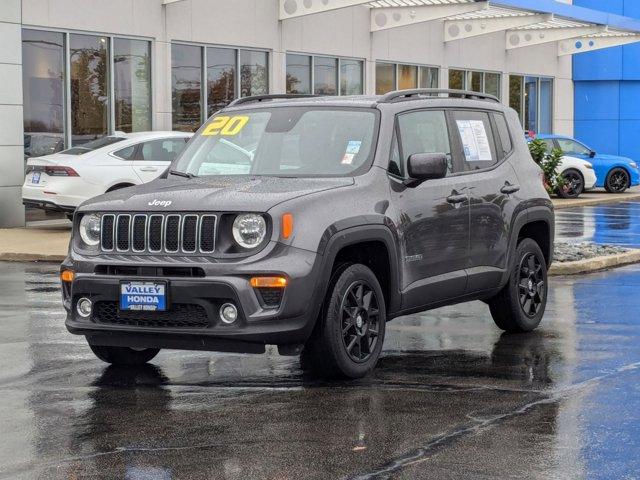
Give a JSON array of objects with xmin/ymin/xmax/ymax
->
[
  {"xmin": 605, "ymin": 168, "xmax": 630, "ymax": 193},
  {"xmin": 557, "ymin": 169, "xmax": 584, "ymax": 199},
  {"xmin": 518, "ymin": 253, "xmax": 545, "ymax": 318},
  {"xmin": 340, "ymin": 281, "xmax": 381, "ymax": 363}
]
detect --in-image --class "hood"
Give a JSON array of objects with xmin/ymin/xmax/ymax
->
[
  {"xmin": 594, "ymin": 153, "xmax": 636, "ymax": 164},
  {"xmin": 79, "ymin": 175, "xmax": 355, "ymax": 212}
]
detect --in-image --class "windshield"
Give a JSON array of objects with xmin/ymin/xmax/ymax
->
[
  {"xmin": 60, "ymin": 136, "xmax": 126, "ymax": 156},
  {"xmin": 172, "ymin": 107, "xmax": 378, "ymax": 177}
]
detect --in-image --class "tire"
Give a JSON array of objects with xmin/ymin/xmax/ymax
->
[
  {"xmin": 89, "ymin": 343, "xmax": 160, "ymax": 366},
  {"xmin": 605, "ymin": 167, "xmax": 630, "ymax": 193},
  {"xmin": 555, "ymin": 168, "xmax": 584, "ymax": 199},
  {"xmin": 488, "ymin": 238, "xmax": 548, "ymax": 333},
  {"xmin": 301, "ymin": 264, "xmax": 386, "ymax": 379}
]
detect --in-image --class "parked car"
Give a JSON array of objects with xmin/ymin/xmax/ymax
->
[
  {"xmin": 22, "ymin": 131, "xmax": 193, "ymax": 217},
  {"xmin": 554, "ymin": 155, "xmax": 597, "ymax": 199},
  {"xmin": 60, "ymin": 90, "xmax": 554, "ymax": 379},
  {"xmin": 526, "ymin": 136, "xmax": 597, "ymax": 199},
  {"xmin": 536, "ymin": 134, "xmax": 640, "ymax": 193}
]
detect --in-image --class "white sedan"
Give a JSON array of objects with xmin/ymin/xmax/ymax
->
[
  {"xmin": 556, "ymin": 155, "xmax": 597, "ymax": 198},
  {"xmin": 22, "ymin": 131, "xmax": 192, "ymax": 216}
]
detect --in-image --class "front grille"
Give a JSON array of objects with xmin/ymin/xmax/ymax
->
[
  {"xmin": 100, "ymin": 213, "xmax": 216, "ymax": 254},
  {"xmin": 93, "ymin": 301, "xmax": 209, "ymax": 328}
]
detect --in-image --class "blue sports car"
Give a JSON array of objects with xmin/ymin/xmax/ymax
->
[{"xmin": 536, "ymin": 134, "xmax": 640, "ymax": 193}]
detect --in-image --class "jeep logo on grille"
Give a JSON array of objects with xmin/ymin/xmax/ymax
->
[{"xmin": 148, "ymin": 199, "xmax": 172, "ymax": 207}]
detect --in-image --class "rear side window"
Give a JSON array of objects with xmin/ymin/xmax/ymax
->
[
  {"xmin": 451, "ymin": 110, "xmax": 498, "ymax": 171},
  {"xmin": 493, "ymin": 113, "xmax": 512, "ymax": 157},
  {"xmin": 113, "ymin": 145, "xmax": 136, "ymax": 160},
  {"xmin": 138, "ymin": 139, "xmax": 188, "ymax": 162},
  {"xmin": 394, "ymin": 110, "xmax": 453, "ymax": 177}
]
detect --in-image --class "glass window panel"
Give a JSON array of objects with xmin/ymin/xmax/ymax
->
[
  {"xmin": 70, "ymin": 34, "xmax": 109, "ymax": 145},
  {"xmin": 493, "ymin": 113, "xmax": 512, "ymax": 156},
  {"xmin": 524, "ymin": 76, "xmax": 539, "ymax": 133},
  {"xmin": 509, "ymin": 75, "xmax": 523, "ymax": 125},
  {"xmin": 539, "ymin": 78, "xmax": 553, "ymax": 134},
  {"xmin": 240, "ymin": 49, "xmax": 268, "ymax": 97},
  {"xmin": 485, "ymin": 73, "xmax": 500, "ymax": 98},
  {"xmin": 419, "ymin": 66, "xmax": 438, "ymax": 88},
  {"xmin": 398, "ymin": 64, "xmax": 418, "ymax": 90},
  {"xmin": 398, "ymin": 110, "xmax": 453, "ymax": 175},
  {"xmin": 207, "ymin": 47, "xmax": 236, "ymax": 115},
  {"xmin": 470, "ymin": 71, "xmax": 483, "ymax": 93},
  {"xmin": 452, "ymin": 110, "xmax": 498, "ymax": 171},
  {"xmin": 314, "ymin": 56, "xmax": 338, "ymax": 95},
  {"xmin": 376, "ymin": 62, "xmax": 396, "ymax": 94},
  {"xmin": 171, "ymin": 44, "xmax": 202, "ymax": 132},
  {"xmin": 114, "ymin": 38, "xmax": 151, "ymax": 133},
  {"xmin": 449, "ymin": 69, "xmax": 465, "ymax": 90},
  {"xmin": 340, "ymin": 59, "xmax": 363, "ymax": 95},
  {"xmin": 286, "ymin": 54, "xmax": 311, "ymax": 94},
  {"xmin": 22, "ymin": 29, "xmax": 66, "ymax": 158}
]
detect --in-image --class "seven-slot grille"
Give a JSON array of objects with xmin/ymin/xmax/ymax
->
[{"xmin": 100, "ymin": 214, "xmax": 216, "ymax": 254}]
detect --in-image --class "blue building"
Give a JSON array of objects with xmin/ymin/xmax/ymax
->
[{"xmin": 574, "ymin": 0, "xmax": 640, "ymax": 162}]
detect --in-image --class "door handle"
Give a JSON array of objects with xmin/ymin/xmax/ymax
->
[
  {"xmin": 140, "ymin": 167, "xmax": 158, "ymax": 172},
  {"xmin": 500, "ymin": 184, "xmax": 520, "ymax": 194},
  {"xmin": 446, "ymin": 193, "xmax": 467, "ymax": 205}
]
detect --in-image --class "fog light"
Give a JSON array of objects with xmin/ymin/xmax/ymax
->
[
  {"xmin": 76, "ymin": 297, "xmax": 92, "ymax": 318},
  {"xmin": 219, "ymin": 303, "xmax": 238, "ymax": 324}
]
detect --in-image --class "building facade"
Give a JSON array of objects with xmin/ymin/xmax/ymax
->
[
  {"xmin": 1, "ymin": 0, "xmax": 635, "ymax": 227},
  {"xmin": 573, "ymin": 0, "xmax": 640, "ymax": 162}
]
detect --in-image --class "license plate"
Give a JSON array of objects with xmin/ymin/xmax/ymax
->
[
  {"xmin": 120, "ymin": 281, "xmax": 167, "ymax": 311},
  {"xmin": 31, "ymin": 172, "xmax": 41, "ymax": 184}
]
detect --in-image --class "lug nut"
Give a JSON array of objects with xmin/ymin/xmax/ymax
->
[
  {"xmin": 219, "ymin": 303, "xmax": 238, "ymax": 324},
  {"xmin": 77, "ymin": 297, "xmax": 92, "ymax": 318}
]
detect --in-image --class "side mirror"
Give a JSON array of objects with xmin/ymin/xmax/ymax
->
[
  {"xmin": 589, "ymin": 150, "xmax": 596, "ymax": 158},
  {"xmin": 405, "ymin": 153, "xmax": 448, "ymax": 186}
]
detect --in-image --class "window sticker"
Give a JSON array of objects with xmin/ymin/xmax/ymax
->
[
  {"xmin": 341, "ymin": 140, "xmax": 362, "ymax": 165},
  {"xmin": 201, "ymin": 115, "xmax": 250, "ymax": 136},
  {"xmin": 456, "ymin": 120, "xmax": 492, "ymax": 162}
]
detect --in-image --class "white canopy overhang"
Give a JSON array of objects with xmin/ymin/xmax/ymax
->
[{"xmin": 278, "ymin": 0, "xmax": 640, "ymax": 56}]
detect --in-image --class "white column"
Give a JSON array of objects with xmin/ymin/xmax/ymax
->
[{"xmin": 0, "ymin": 0, "xmax": 24, "ymax": 227}]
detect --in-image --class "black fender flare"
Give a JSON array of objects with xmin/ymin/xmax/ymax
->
[
  {"xmin": 502, "ymin": 205, "xmax": 555, "ymax": 286},
  {"xmin": 310, "ymin": 223, "xmax": 402, "ymax": 321}
]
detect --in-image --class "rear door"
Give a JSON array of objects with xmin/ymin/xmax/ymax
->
[
  {"xmin": 388, "ymin": 109, "xmax": 472, "ymax": 310},
  {"xmin": 131, "ymin": 137, "xmax": 189, "ymax": 182},
  {"xmin": 449, "ymin": 109, "xmax": 520, "ymax": 293}
]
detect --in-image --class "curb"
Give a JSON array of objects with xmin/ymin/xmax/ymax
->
[
  {"xmin": 0, "ymin": 253, "xmax": 66, "ymax": 263},
  {"xmin": 549, "ymin": 249, "xmax": 640, "ymax": 276},
  {"xmin": 552, "ymin": 192, "xmax": 640, "ymax": 210}
]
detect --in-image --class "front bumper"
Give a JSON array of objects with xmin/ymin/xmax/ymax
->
[{"xmin": 62, "ymin": 243, "xmax": 324, "ymax": 354}]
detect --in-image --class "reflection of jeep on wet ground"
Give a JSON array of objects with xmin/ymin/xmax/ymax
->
[{"xmin": 61, "ymin": 89, "xmax": 554, "ymax": 378}]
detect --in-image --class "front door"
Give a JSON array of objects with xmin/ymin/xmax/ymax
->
[{"xmin": 388, "ymin": 109, "xmax": 470, "ymax": 310}]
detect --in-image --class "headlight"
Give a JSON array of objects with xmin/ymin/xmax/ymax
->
[
  {"xmin": 79, "ymin": 214, "xmax": 101, "ymax": 246},
  {"xmin": 232, "ymin": 214, "xmax": 266, "ymax": 248}
]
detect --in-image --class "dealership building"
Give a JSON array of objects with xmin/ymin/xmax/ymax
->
[{"xmin": 1, "ymin": 0, "xmax": 640, "ymax": 227}]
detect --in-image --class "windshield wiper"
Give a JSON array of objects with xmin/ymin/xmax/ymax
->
[{"xmin": 169, "ymin": 169, "xmax": 197, "ymax": 179}]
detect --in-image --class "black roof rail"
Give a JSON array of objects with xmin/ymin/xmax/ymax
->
[
  {"xmin": 227, "ymin": 94, "xmax": 319, "ymax": 107},
  {"xmin": 378, "ymin": 88, "xmax": 500, "ymax": 104}
]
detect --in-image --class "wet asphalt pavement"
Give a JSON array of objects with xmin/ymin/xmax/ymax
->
[
  {"xmin": 1, "ymin": 260, "xmax": 640, "ymax": 479},
  {"xmin": 556, "ymin": 200, "xmax": 640, "ymax": 248}
]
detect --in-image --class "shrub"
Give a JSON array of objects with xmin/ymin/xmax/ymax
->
[{"xmin": 528, "ymin": 139, "xmax": 565, "ymax": 195}]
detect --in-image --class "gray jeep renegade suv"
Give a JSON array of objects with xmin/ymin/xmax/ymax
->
[{"xmin": 61, "ymin": 89, "xmax": 554, "ymax": 378}]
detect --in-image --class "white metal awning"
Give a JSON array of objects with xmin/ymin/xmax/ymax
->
[{"xmin": 278, "ymin": 0, "xmax": 640, "ymax": 56}]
